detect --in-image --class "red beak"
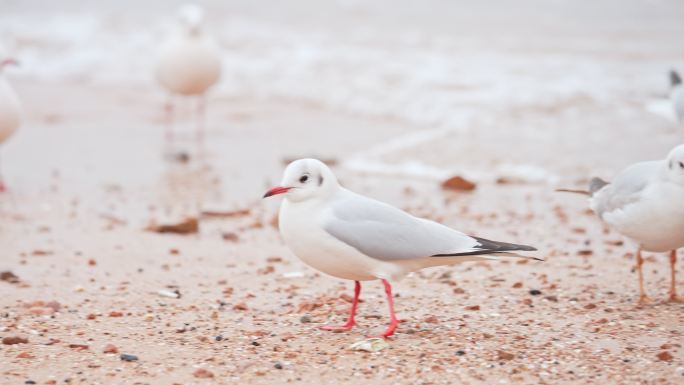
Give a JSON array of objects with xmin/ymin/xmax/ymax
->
[
  {"xmin": 263, "ymin": 186, "xmax": 291, "ymax": 198},
  {"xmin": 1, "ymin": 58, "xmax": 18, "ymax": 68}
]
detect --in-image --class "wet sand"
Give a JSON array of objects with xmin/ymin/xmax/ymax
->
[{"xmin": 2, "ymin": 1, "xmax": 684, "ymax": 384}]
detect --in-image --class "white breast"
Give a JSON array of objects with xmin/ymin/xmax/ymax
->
[
  {"xmin": 279, "ymin": 199, "xmax": 406, "ymax": 281},
  {"xmin": 0, "ymin": 76, "xmax": 21, "ymax": 143},
  {"xmin": 156, "ymin": 34, "xmax": 222, "ymax": 96},
  {"xmin": 602, "ymin": 182, "xmax": 684, "ymax": 252}
]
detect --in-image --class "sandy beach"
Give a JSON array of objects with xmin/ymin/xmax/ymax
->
[{"xmin": 1, "ymin": 1, "xmax": 684, "ymax": 384}]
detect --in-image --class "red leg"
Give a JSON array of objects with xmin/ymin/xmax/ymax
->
[
  {"xmin": 320, "ymin": 281, "xmax": 361, "ymax": 332},
  {"xmin": 0, "ymin": 153, "xmax": 5, "ymax": 192},
  {"xmin": 196, "ymin": 95, "xmax": 206, "ymax": 141},
  {"xmin": 164, "ymin": 97, "xmax": 175, "ymax": 143},
  {"xmin": 377, "ymin": 279, "xmax": 400, "ymax": 338},
  {"xmin": 636, "ymin": 249, "xmax": 652, "ymax": 304},
  {"xmin": 668, "ymin": 250, "xmax": 684, "ymax": 303}
]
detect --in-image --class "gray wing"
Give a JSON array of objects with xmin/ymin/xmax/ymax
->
[
  {"xmin": 591, "ymin": 160, "xmax": 660, "ymax": 218},
  {"xmin": 324, "ymin": 192, "xmax": 534, "ymax": 261}
]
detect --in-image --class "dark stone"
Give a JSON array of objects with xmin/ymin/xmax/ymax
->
[{"xmin": 120, "ymin": 353, "xmax": 139, "ymax": 362}]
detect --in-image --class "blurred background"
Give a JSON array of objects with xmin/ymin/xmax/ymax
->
[{"xmin": 1, "ymin": 0, "xmax": 683, "ymax": 209}]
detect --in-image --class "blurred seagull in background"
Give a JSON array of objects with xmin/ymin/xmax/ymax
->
[
  {"xmin": 559, "ymin": 144, "xmax": 684, "ymax": 303},
  {"xmin": 264, "ymin": 159, "xmax": 539, "ymax": 338},
  {"xmin": 156, "ymin": 3, "xmax": 222, "ymax": 142},
  {"xmin": 0, "ymin": 57, "xmax": 21, "ymax": 192},
  {"xmin": 669, "ymin": 70, "xmax": 684, "ymax": 124}
]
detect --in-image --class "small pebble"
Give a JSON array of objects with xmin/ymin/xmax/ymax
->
[
  {"xmin": 456, "ymin": 350, "xmax": 466, "ymax": 356},
  {"xmin": 25, "ymin": 381, "xmax": 36, "ymax": 384},
  {"xmin": 193, "ymin": 368, "xmax": 214, "ymax": 378},
  {"xmin": 529, "ymin": 289, "xmax": 542, "ymax": 296},
  {"xmin": 120, "ymin": 353, "xmax": 138, "ymax": 362},
  {"xmin": 497, "ymin": 350, "xmax": 515, "ymax": 361},
  {"xmin": 300, "ymin": 315, "xmax": 312, "ymax": 323},
  {"xmin": 2, "ymin": 336, "xmax": 28, "ymax": 345},
  {"xmin": 274, "ymin": 362, "xmax": 283, "ymax": 369},
  {"xmin": 215, "ymin": 335, "xmax": 223, "ymax": 341},
  {"xmin": 251, "ymin": 341, "xmax": 260, "ymax": 346}
]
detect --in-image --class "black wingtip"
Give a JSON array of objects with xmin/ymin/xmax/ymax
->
[
  {"xmin": 670, "ymin": 69, "xmax": 682, "ymax": 87},
  {"xmin": 556, "ymin": 177, "xmax": 608, "ymax": 197},
  {"xmin": 555, "ymin": 188, "xmax": 590, "ymax": 195},
  {"xmin": 431, "ymin": 237, "xmax": 539, "ymax": 257},
  {"xmin": 472, "ymin": 236, "xmax": 537, "ymax": 253},
  {"xmin": 589, "ymin": 177, "xmax": 609, "ymax": 195}
]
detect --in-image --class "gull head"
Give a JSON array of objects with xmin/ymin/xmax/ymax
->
[
  {"xmin": 263, "ymin": 159, "xmax": 339, "ymax": 203},
  {"xmin": 666, "ymin": 144, "xmax": 684, "ymax": 184},
  {"xmin": 177, "ymin": 3, "xmax": 205, "ymax": 35}
]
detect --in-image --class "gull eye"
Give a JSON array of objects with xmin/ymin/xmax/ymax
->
[
  {"xmin": 679, "ymin": 161, "xmax": 684, "ymax": 169},
  {"xmin": 299, "ymin": 175, "xmax": 309, "ymax": 183}
]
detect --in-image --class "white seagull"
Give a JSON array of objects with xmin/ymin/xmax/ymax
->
[
  {"xmin": 0, "ymin": 58, "xmax": 21, "ymax": 192},
  {"xmin": 156, "ymin": 3, "xmax": 222, "ymax": 141},
  {"xmin": 264, "ymin": 159, "xmax": 539, "ymax": 337},
  {"xmin": 670, "ymin": 70, "xmax": 684, "ymax": 124},
  {"xmin": 561, "ymin": 144, "xmax": 684, "ymax": 303}
]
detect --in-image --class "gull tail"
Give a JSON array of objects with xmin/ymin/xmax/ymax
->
[
  {"xmin": 671, "ymin": 69, "xmax": 682, "ymax": 88},
  {"xmin": 556, "ymin": 177, "xmax": 609, "ymax": 197},
  {"xmin": 433, "ymin": 237, "xmax": 543, "ymax": 261}
]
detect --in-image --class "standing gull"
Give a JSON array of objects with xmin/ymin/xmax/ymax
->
[
  {"xmin": 561, "ymin": 144, "xmax": 684, "ymax": 303},
  {"xmin": 0, "ymin": 58, "xmax": 20, "ymax": 192},
  {"xmin": 264, "ymin": 159, "xmax": 539, "ymax": 337},
  {"xmin": 156, "ymin": 3, "xmax": 222, "ymax": 141}
]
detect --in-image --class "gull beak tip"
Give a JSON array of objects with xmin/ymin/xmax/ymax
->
[
  {"xmin": 1, "ymin": 58, "xmax": 19, "ymax": 67},
  {"xmin": 263, "ymin": 186, "xmax": 290, "ymax": 199}
]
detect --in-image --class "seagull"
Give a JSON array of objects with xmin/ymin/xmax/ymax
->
[
  {"xmin": 264, "ymin": 159, "xmax": 539, "ymax": 337},
  {"xmin": 0, "ymin": 58, "xmax": 21, "ymax": 192},
  {"xmin": 670, "ymin": 70, "xmax": 684, "ymax": 124},
  {"xmin": 559, "ymin": 144, "xmax": 684, "ymax": 303},
  {"xmin": 156, "ymin": 3, "xmax": 222, "ymax": 142}
]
